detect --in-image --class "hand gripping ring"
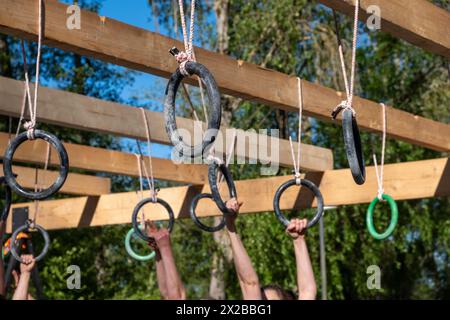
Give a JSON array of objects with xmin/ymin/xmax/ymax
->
[
  {"xmin": 10, "ymin": 221, "xmax": 50, "ymax": 263},
  {"xmin": 124, "ymin": 228, "xmax": 156, "ymax": 261},
  {"xmin": 366, "ymin": 194, "xmax": 398, "ymax": 240},
  {"xmin": 208, "ymin": 162, "xmax": 237, "ymax": 215},
  {"xmin": 190, "ymin": 193, "xmax": 226, "ymax": 232},
  {"xmin": 164, "ymin": 61, "xmax": 222, "ymax": 158},
  {"xmin": 3, "ymin": 130, "xmax": 69, "ymax": 200},
  {"xmin": 342, "ymin": 109, "xmax": 366, "ymax": 185},
  {"xmin": 273, "ymin": 179, "xmax": 324, "ymax": 229},
  {"xmin": 131, "ymin": 197, "xmax": 175, "ymax": 242},
  {"xmin": 0, "ymin": 176, "xmax": 12, "ymax": 222}
]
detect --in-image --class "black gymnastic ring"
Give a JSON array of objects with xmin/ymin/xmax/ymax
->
[
  {"xmin": 342, "ymin": 109, "xmax": 365, "ymax": 185},
  {"xmin": 208, "ymin": 162, "xmax": 237, "ymax": 215},
  {"xmin": 0, "ymin": 176, "xmax": 12, "ymax": 222},
  {"xmin": 3, "ymin": 130, "xmax": 69, "ymax": 200},
  {"xmin": 164, "ymin": 61, "xmax": 222, "ymax": 159},
  {"xmin": 273, "ymin": 179, "xmax": 324, "ymax": 229},
  {"xmin": 190, "ymin": 193, "xmax": 226, "ymax": 232},
  {"xmin": 132, "ymin": 197, "xmax": 175, "ymax": 242},
  {"xmin": 10, "ymin": 221, "xmax": 50, "ymax": 263}
]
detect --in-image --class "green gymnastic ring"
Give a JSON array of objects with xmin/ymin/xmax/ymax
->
[
  {"xmin": 366, "ymin": 194, "xmax": 398, "ymax": 240},
  {"xmin": 124, "ymin": 228, "xmax": 155, "ymax": 262}
]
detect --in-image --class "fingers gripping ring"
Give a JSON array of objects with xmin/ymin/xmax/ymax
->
[
  {"xmin": 131, "ymin": 197, "xmax": 175, "ymax": 242},
  {"xmin": 273, "ymin": 179, "xmax": 324, "ymax": 229},
  {"xmin": 342, "ymin": 109, "xmax": 366, "ymax": 185},
  {"xmin": 190, "ymin": 193, "xmax": 226, "ymax": 232},
  {"xmin": 208, "ymin": 162, "xmax": 237, "ymax": 215},
  {"xmin": 10, "ymin": 222, "xmax": 50, "ymax": 263},
  {"xmin": 0, "ymin": 177, "xmax": 12, "ymax": 222},
  {"xmin": 366, "ymin": 194, "xmax": 398, "ymax": 240},
  {"xmin": 164, "ymin": 61, "xmax": 222, "ymax": 158},
  {"xmin": 3, "ymin": 130, "xmax": 69, "ymax": 200},
  {"xmin": 124, "ymin": 228, "xmax": 156, "ymax": 261}
]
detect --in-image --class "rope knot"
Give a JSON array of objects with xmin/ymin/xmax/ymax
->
[
  {"xmin": 377, "ymin": 188, "xmax": 384, "ymax": 201},
  {"xmin": 169, "ymin": 47, "xmax": 193, "ymax": 77},
  {"xmin": 23, "ymin": 121, "xmax": 36, "ymax": 140},
  {"xmin": 331, "ymin": 100, "xmax": 356, "ymax": 120},
  {"xmin": 294, "ymin": 172, "xmax": 302, "ymax": 186}
]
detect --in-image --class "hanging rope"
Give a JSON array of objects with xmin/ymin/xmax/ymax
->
[
  {"xmin": 289, "ymin": 78, "xmax": 304, "ymax": 185},
  {"xmin": 331, "ymin": 0, "xmax": 360, "ymax": 120},
  {"xmin": 139, "ymin": 108, "xmax": 157, "ymax": 203},
  {"xmin": 373, "ymin": 103, "xmax": 386, "ymax": 200},
  {"xmin": 19, "ymin": 0, "xmax": 44, "ymax": 140},
  {"xmin": 175, "ymin": 0, "xmax": 196, "ymax": 76},
  {"xmin": 32, "ymin": 143, "xmax": 51, "ymax": 226},
  {"xmin": 218, "ymin": 129, "xmax": 237, "ymax": 186}
]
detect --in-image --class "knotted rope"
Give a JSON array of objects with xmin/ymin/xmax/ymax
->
[
  {"xmin": 331, "ymin": 0, "xmax": 360, "ymax": 120},
  {"xmin": 175, "ymin": 0, "xmax": 196, "ymax": 76},
  {"xmin": 289, "ymin": 78, "xmax": 304, "ymax": 185},
  {"xmin": 139, "ymin": 107, "xmax": 158, "ymax": 203},
  {"xmin": 373, "ymin": 103, "xmax": 387, "ymax": 201}
]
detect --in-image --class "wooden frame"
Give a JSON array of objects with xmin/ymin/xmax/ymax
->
[
  {"xmin": 7, "ymin": 157, "xmax": 450, "ymax": 232},
  {"xmin": 0, "ymin": 0, "xmax": 448, "ymax": 151}
]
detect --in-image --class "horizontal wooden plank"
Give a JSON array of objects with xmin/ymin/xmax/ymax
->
[
  {"xmin": 0, "ymin": 132, "xmax": 208, "ymax": 185},
  {"xmin": 0, "ymin": 165, "xmax": 110, "ymax": 196},
  {"xmin": 0, "ymin": 76, "xmax": 334, "ymax": 172},
  {"xmin": 319, "ymin": 0, "xmax": 450, "ymax": 59},
  {"xmin": 0, "ymin": 0, "xmax": 448, "ymax": 151},
  {"xmin": 7, "ymin": 157, "xmax": 450, "ymax": 232}
]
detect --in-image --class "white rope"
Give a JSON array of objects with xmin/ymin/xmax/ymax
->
[
  {"xmin": 289, "ymin": 78, "xmax": 303, "ymax": 185},
  {"xmin": 332, "ymin": 0, "xmax": 360, "ymax": 119},
  {"xmin": 218, "ymin": 129, "xmax": 237, "ymax": 186},
  {"xmin": 176, "ymin": 0, "xmax": 196, "ymax": 76},
  {"xmin": 140, "ymin": 108, "xmax": 157, "ymax": 202},
  {"xmin": 134, "ymin": 153, "xmax": 147, "ymax": 224},
  {"xmin": 373, "ymin": 103, "xmax": 386, "ymax": 200},
  {"xmin": 21, "ymin": 0, "xmax": 44, "ymax": 140}
]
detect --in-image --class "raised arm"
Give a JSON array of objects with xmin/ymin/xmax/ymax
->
[
  {"xmin": 0, "ymin": 221, "xmax": 5, "ymax": 298},
  {"xmin": 12, "ymin": 255, "xmax": 35, "ymax": 300},
  {"xmin": 147, "ymin": 224, "xmax": 185, "ymax": 300},
  {"xmin": 225, "ymin": 198, "xmax": 262, "ymax": 300},
  {"xmin": 286, "ymin": 219, "xmax": 317, "ymax": 300},
  {"xmin": 146, "ymin": 222, "xmax": 170, "ymax": 299}
]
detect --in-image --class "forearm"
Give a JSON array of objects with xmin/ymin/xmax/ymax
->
[
  {"xmin": 294, "ymin": 238, "xmax": 317, "ymax": 300},
  {"xmin": 154, "ymin": 250, "xmax": 169, "ymax": 299},
  {"xmin": 158, "ymin": 244, "xmax": 185, "ymax": 300},
  {"xmin": 12, "ymin": 273, "xmax": 31, "ymax": 300},
  {"xmin": 227, "ymin": 225, "xmax": 261, "ymax": 300}
]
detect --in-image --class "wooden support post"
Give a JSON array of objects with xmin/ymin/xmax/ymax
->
[
  {"xmin": 7, "ymin": 157, "xmax": 450, "ymax": 232},
  {"xmin": 0, "ymin": 0, "xmax": 448, "ymax": 151}
]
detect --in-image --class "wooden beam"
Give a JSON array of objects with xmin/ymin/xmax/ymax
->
[
  {"xmin": 0, "ymin": 76, "xmax": 334, "ymax": 172},
  {"xmin": 318, "ymin": 0, "xmax": 450, "ymax": 59},
  {"xmin": 0, "ymin": 132, "xmax": 208, "ymax": 185},
  {"xmin": 7, "ymin": 157, "xmax": 450, "ymax": 232},
  {"xmin": 0, "ymin": 165, "xmax": 110, "ymax": 196},
  {"xmin": 0, "ymin": 0, "xmax": 448, "ymax": 151}
]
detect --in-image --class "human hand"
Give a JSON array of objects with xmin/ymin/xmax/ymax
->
[
  {"xmin": 224, "ymin": 198, "xmax": 243, "ymax": 231},
  {"xmin": 19, "ymin": 255, "xmax": 35, "ymax": 274},
  {"xmin": 286, "ymin": 218, "xmax": 307, "ymax": 240},
  {"xmin": 145, "ymin": 220, "xmax": 170, "ymax": 248}
]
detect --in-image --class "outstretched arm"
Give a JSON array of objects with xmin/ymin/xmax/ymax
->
[
  {"xmin": 287, "ymin": 219, "xmax": 317, "ymax": 300},
  {"xmin": 146, "ymin": 223, "xmax": 170, "ymax": 300},
  {"xmin": 12, "ymin": 255, "xmax": 35, "ymax": 300},
  {"xmin": 225, "ymin": 199, "xmax": 261, "ymax": 300},
  {"xmin": 0, "ymin": 221, "xmax": 5, "ymax": 298}
]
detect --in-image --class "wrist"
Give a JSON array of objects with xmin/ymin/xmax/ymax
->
[{"xmin": 293, "ymin": 237, "xmax": 306, "ymax": 246}]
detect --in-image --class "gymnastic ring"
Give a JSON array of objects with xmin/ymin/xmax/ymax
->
[
  {"xmin": 273, "ymin": 179, "xmax": 324, "ymax": 229},
  {"xmin": 164, "ymin": 61, "xmax": 222, "ymax": 159},
  {"xmin": 0, "ymin": 176, "xmax": 12, "ymax": 222},
  {"xmin": 10, "ymin": 221, "xmax": 50, "ymax": 263},
  {"xmin": 190, "ymin": 193, "xmax": 226, "ymax": 232},
  {"xmin": 342, "ymin": 109, "xmax": 365, "ymax": 185},
  {"xmin": 132, "ymin": 197, "xmax": 175, "ymax": 242},
  {"xmin": 208, "ymin": 162, "xmax": 237, "ymax": 215},
  {"xmin": 124, "ymin": 228, "xmax": 156, "ymax": 262},
  {"xmin": 366, "ymin": 194, "xmax": 398, "ymax": 240},
  {"xmin": 3, "ymin": 130, "xmax": 69, "ymax": 200}
]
